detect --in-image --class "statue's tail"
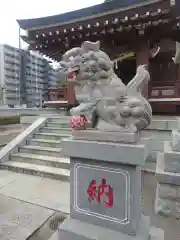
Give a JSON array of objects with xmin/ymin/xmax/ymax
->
[
  {"xmin": 172, "ymin": 42, "xmax": 180, "ymax": 64},
  {"xmin": 127, "ymin": 65, "xmax": 150, "ymax": 93}
]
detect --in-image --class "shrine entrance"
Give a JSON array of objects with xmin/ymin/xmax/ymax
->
[{"xmin": 115, "ymin": 57, "xmax": 137, "ymax": 86}]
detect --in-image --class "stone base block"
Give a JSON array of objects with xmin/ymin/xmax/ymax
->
[
  {"xmin": 149, "ymin": 227, "xmax": 164, "ymax": 240},
  {"xmin": 58, "ymin": 216, "xmax": 151, "ymax": 240},
  {"xmin": 164, "ymin": 141, "xmax": 180, "ymax": 173},
  {"xmin": 157, "ymin": 182, "xmax": 180, "ymax": 200},
  {"xmin": 155, "ymin": 153, "xmax": 180, "ymax": 218},
  {"xmin": 156, "ymin": 153, "xmax": 180, "ymax": 185},
  {"xmin": 172, "ymin": 130, "xmax": 180, "ymax": 151},
  {"xmin": 72, "ymin": 130, "xmax": 140, "ymax": 143},
  {"xmin": 61, "ymin": 137, "xmax": 148, "ymax": 166},
  {"xmin": 155, "ymin": 183, "xmax": 180, "ymax": 218}
]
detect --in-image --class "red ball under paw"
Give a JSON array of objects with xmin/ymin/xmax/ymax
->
[{"xmin": 70, "ymin": 116, "xmax": 88, "ymax": 130}]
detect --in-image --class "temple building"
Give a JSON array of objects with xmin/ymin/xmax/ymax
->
[{"xmin": 17, "ymin": 0, "xmax": 180, "ymax": 114}]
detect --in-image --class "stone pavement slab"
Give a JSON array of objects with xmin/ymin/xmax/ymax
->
[
  {"xmin": 0, "ymin": 195, "xmax": 54, "ymax": 240},
  {"xmin": 0, "ymin": 170, "xmax": 18, "ymax": 188},
  {"xmin": 0, "ymin": 170, "xmax": 70, "ymax": 213},
  {"xmin": 0, "ymin": 170, "xmax": 180, "ymax": 240}
]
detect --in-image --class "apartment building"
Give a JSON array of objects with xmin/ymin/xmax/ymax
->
[
  {"xmin": 0, "ymin": 44, "xmax": 22, "ymax": 106},
  {"xmin": 0, "ymin": 44, "xmax": 61, "ymax": 107}
]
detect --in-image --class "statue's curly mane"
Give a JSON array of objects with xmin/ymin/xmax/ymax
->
[{"xmin": 60, "ymin": 41, "xmax": 115, "ymax": 83}]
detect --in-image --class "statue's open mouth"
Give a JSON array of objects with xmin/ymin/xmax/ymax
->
[{"xmin": 67, "ymin": 66, "xmax": 80, "ymax": 82}]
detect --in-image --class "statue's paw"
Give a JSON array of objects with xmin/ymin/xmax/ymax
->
[
  {"xmin": 70, "ymin": 107, "xmax": 78, "ymax": 116},
  {"xmin": 127, "ymin": 124, "xmax": 138, "ymax": 133}
]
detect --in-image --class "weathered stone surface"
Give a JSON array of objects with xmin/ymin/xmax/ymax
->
[
  {"xmin": 158, "ymin": 183, "xmax": 178, "ymax": 200},
  {"xmin": 146, "ymin": 118, "xmax": 178, "ymax": 130},
  {"xmin": 0, "ymin": 195, "xmax": 54, "ymax": 240},
  {"xmin": 141, "ymin": 129, "xmax": 171, "ymax": 141},
  {"xmin": 59, "ymin": 216, "xmax": 150, "ymax": 240},
  {"xmin": 155, "ymin": 197, "xmax": 173, "ymax": 217},
  {"xmin": 149, "ymin": 227, "xmax": 164, "ymax": 240},
  {"xmin": 146, "ymin": 120, "xmax": 168, "ymax": 130},
  {"xmin": 61, "ymin": 137, "xmax": 149, "ymax": 166},
  {"xmin": 48, "ymin": 232, "xmax": 58, "ymax": 240},
  {"xmin": 175, "ymin": 202, "xmax": 180, "ymax": 218},
  {"xmin": 147, "ymin": 151, "xmax": 158, "ymax": 164},
  {"xmin": 155, "ymin": 151, "xmax": 180, "ymax": 219},
  {"xmin": 72, "ymin": 129, "xmax": 140, "ymax": 143},
  {"xmin": 172, "ymin": 130, "xmax": 180, "ymax": 151},
  {"xmin": 164, "ymin": 140, "xmax": 180, "ymax": 173},
  {"xmin": 155, "ymin": 196, "xmax": 180, "ymax": 219},
  {"xmin": 0, "ymin": 170, "xmax": 70, "ymax": 213},
  {"xmin": 177, "ymin": 188, "xmax": 180, "ymax": 198},
  {"xmin": 155, "ymin": 153, "xmax": 180, "ymax": 185},
  {"xmin": 148, "ymin": 138, "xmax": 164, "ymax": 152},
  {"xmin": 0, "ymin": 129, "xmax": 24, "ymax": 146},
  {"xmin": 155, "ymin": 184, "xmax": 180, "ymax": 219}
]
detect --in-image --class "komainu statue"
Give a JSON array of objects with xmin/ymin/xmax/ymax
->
[{"xmin": 60, "ymin": 41, "xmax": 152, "ymax": 133}]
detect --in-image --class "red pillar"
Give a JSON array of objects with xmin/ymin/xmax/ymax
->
[
  {"xmin": 176, "ymin": 64, "xmax": 180, "ymax": 96},
  {"xmin": 177, "ymin": 64, "xmax": 180, "ymax": 81},
  {"xmin": 136, "ymin": 44, "xmax": 149, "ymax": 99}
]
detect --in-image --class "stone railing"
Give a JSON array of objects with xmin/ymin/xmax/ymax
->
[{"xmin": 0, "ymin": 117, "xmax": 47, "ymax": 163}]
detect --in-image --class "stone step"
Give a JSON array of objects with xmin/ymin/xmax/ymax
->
[
  {"xmin": 46, "ymin": 122, "xmax": 70, "ymax": 128},
  {"xmin": 11, "ymin": 152, "xmax": 70, "ymax": 169},
  {"xmin": 27, "ymin": 138, "xmax": 61, "ymax": 148},
  {"xmin": 33, "ymin": 132, "xmax": 71, "ymax": 140},
  {"xmin": 48, "ymin": 117, "xmax": 70, "ymax": 123},
  {"xmin": 40, "ymin": 127, "xmax": 71, "ymax": 134},
  {"xmin": 0, "ymin": 161, "xmax": 70, "ymax": 180},
  {"xmin": 19, "ymin": 145, "xmax": 64, "ymax": 157},
  {"xmin": 48, "ymin": 232, "xmax": 58, "ymax": 240}
]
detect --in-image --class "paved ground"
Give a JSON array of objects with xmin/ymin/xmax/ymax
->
[
  {"xmin": 0, "ymin": 170, "xmax": 69, "ymax": 240},
  {"xmin": 0, "ymin": 195, "xmax": 54, "ymax": 240},
  {"xmin": 0, "ymin": 170, "xmax": 179, "ymax": 240},
  {"xmin": 0, "ymin": 170, "xmax": 69, "ymax": 213}
]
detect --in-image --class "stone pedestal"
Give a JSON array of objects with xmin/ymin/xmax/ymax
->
[
  {"xmin": 59, "ymin": 131, "xmax": 164, "ymax": 240},
  {"xmin": 155, "ymin": 130, "xmax": 180, "ymax": 218}
]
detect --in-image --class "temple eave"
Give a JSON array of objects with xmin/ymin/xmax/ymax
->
[
  {"xmin": 17, "ymin": 0, "xmax": 171, "ymax": 30},
  {"xmin": 19, "ymin": 0, "xmax": 180, "ymax": 60}
]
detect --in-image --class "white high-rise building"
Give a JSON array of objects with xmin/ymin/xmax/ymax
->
[
  {"xmin": 0, "ymin": 44, "xmax": 65, "ymax": 108},
  {"xmin": 0, "ymin": 44, "xmax": 21, "ymax": 106},
  {"xmin": 24, "ymin": 52, "xmax": 46, "ymax": 107}
]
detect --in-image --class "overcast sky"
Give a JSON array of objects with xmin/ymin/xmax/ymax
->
[{"xmin": 0, "ymin": 0, "xmax": 103, "ymax": 48}]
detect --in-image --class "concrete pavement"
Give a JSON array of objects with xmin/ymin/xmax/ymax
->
[
  {"xmin": 0, "ymin": 195, "xmax": 54, "ymax": 240},
  {"xmin": 0, "ymin": 170, "xmax": 70, "ymax": 213},
  {"xmin": 0, "ymin": 170, "xmax": 69, "ymax": 240},
  {"xmin": 0, "ymin": 170, "xmax": 179, "ymax": 240}
]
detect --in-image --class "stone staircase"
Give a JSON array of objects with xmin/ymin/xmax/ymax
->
[{"xmin": 0, "ymin": 117, "xmax": 71, "ymax": 180}]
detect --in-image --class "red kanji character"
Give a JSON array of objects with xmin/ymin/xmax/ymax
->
[
  {"xmin": 97, "ymin": 179, "xmax": 113, "ymax": 207},
  {"xmin": 87, "ymin": 179, "xmax": 113, "ymax": 208},
  {"xmin": 87, "ymin": 180, "xmax": 97, "ymax": 201}
]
